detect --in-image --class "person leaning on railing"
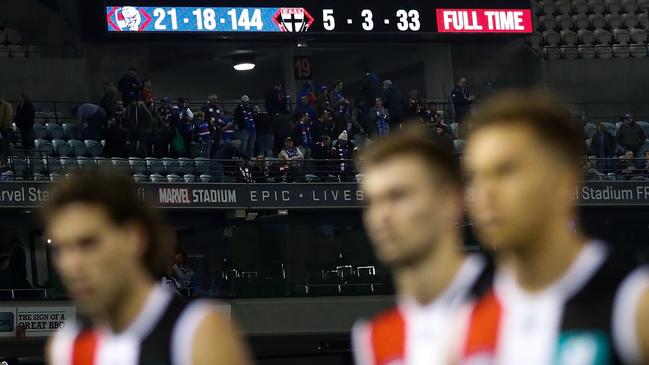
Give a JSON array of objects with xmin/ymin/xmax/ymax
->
[{"xmin": 0, "ymin": 96, "xmax": 14, "ymax": 159}]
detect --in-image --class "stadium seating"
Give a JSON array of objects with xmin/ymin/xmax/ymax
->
[
  {"xmin": 68, "ymin": 139, "xmax": 86, "ymax": 157},
  {"xmin": 146, "ymin": 157, "xmax": 164, "ymax": 174},
  {"xmin": 84, "ymin": 139, "xmax": 103, "ymax": 157},
  {"xmin": 62, "ymin": 123, "xmax": 81, "ymax": 140},
  {"xmin": 52, "ymin": 139, "xmax": 71, "ymax": 157},
  {"xmin": 129, "ymin": 157, "xmax": 147, "ymax": 175},
  {"xmin": 46, "ymin": 122, "xmax": 63, "ymax": 140}
]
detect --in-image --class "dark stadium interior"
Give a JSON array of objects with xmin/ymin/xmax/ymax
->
[{"xmin": 2, "ymin": 0, "xmax": 649, "ymax": 364}]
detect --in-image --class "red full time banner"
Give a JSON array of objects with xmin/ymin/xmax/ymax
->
[{"xmin": 436, "ymin": 9, "xmax": 533, "ymax": 33}]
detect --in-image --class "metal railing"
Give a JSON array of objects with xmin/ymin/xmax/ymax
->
[{"xmin": 583, "ymin": 157, "xmax": 649, "ymax": 181}]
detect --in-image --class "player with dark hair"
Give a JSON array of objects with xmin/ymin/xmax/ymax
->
[
  {"xmin": 352, "ymin": 126, "xmax": 490, "ymax": 365},
  {"xmin": 45, "ymin": 171, "xmax": 251, "ymax": 365},
  {"xmin": 459, "ymin": 90, "xmax": 649, "ymax": 365}
]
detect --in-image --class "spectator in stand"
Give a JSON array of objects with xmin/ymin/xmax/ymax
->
[
  {"xmin": 293, "ymin": 112, "xmax": 314, "ymax": 158},
  {"xmin": 101, "ymin": 82, "xmax": 120, "ymax": 118},
  {"xmin": 381, "ymin": 80, "xmax": 403, "ymax": 129},
  {"xmin": 255, "ymin": 108, "xmax": 274, "ymax": 158},
  {"xmin": 583, "ymin": 156, "xmax": 604, "ymax": 181},
  {"xmin": 616, "ymin": 113, "xmax": 646, "ymax": 157},
  {"xmin": 361, "ymin": 73, "xmax": 381, "ymax": 113},
  {"xmin": 193, "ymin": 111, "xmax": 213, "ymax": 158},
  {"xmin": 141, "ymin": 80, "xmax": 154, "ymax": 104},
  {"xmin": 234, "ymin": 95, "xmax": 256, "ymax": 158},
  {"xmin": 265, "ymin": 82, "xmax": 288, "ymax": 116},
  {"xmin": 334, "ymin": 130, "xmax": 357, "ymax": 181},
  {"xmin": 237, "ymin": 159, "xmax": 254, "ymax": 183},
  {"xmin": 15, "ymin": 93, "xmax": 35, "ymax": 149},
  {"xmin": 103, "ymin": 118, "xmax": 128, "ymax": 158},
  {"xmin": 316, "ymin": 84, "xmax": 334, "ymax": 117},
  {"xmin": 279, "ymin": 136, "xmax": 304, "ymax": 160},
  {"xmin": 214, "ymin": 139, "xmax": 247, "ymax": 165},
  {"xmin": 157, "ymin": 98, "xmax": 175, "ymax": 157},
  {"xmin": 312, "ymin": 110, "xmax": 335, "ymax": 140},
  {"xmin": 589, "ymin": 122, "xmax": 617, "ymax": 172},
  {"xmin": 369, "ymin": 97, "xmax": 390, "ymax": 138},
  {"xmin": 618, "ymin": 150, "xmax": 641, "ymax": 180},
  {"xmin": 251, "ymin": 155, "xmax": 271, "ymax": 183},
  {"xmin": 0, "ymin": 97, "xmax": 13, "ymax": 158},
  {"xmin": 171, "ymin": 251, "xmax": 195, "ymax": 288},
  {"xmin": 312, "ymin": 135, "xmax": 334, "ymax": 178},
  {"xmin": 219, "ymin": 112, "xmax": 237, "ymax": 145},
  {"xmin": 295, "ymin": 95, "xmax": 317, "ymax": 121},
  {"xmin": 174, "ymin": 97, "xmax": 194, "ymax": 157},
  {"xmin": 431, "ymin": 125, "xmax": 455, "ymax": 154},
  {"xmin": 278, "ymin": 137, "xmax": 303, "ymax": 182},
  {"xmin": 451, "ymin": 77, "xmax": 475, "ymax": 123},
  {"xmin": 297, "ymin": 82, "xmax": 316, "ymax": 106},
  {"xmin": 76, "ymin": 103, "xmax": 107, "ymax": 141},
  {"xmin": 144, "ymin": 102, "xmax": 163, "ymax": 158},
  {"xmin": 125, "ymin": 97, "xmax": 152, "ymax": 157},
  {"xmin": 118, "ymin": 67, "xmax": 141, "ymax": 103},
  {"xmin": 330, "ymin": 80, "xmax": 350, "ymax": 135},
  {"xmin": 202, "ymin": 95, "xmax": 223, "ymax": 147},
  {"xmin": 643, "ymin": 151, "xmax": 649, "ymax": 177},
  {"xmin": 351, "ymin": 97, "xmax": 369, "ymax": 136},
  {"xmin": 405, "ymin": 89, "xmax": 423, "ymax": 118}
]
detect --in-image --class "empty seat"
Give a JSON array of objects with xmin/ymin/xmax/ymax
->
[
  {"xmin": 595, "ymin": 28, "xmax": 613, "ymax": 44},
  {"xmin": 60, "ymin": 157, "xmax": 79, "ymax": 174},
  {"xmin": 52, "ymin": 139, "xmax": 71, "ymax": 157},
  {"xmin": 584, "ymin": 123, "xmax": 597, "ymax": 138},
  {"xmin": 129, "ymin": 157, "xmax": 147, "ymax": 175},
  {"xmin": 178, "ymin": 157, "xmax": 194, "ymax": 174},
  {"xmin": 606, "ymin": 13, "xmax": 623, "ymax": 29},
  {"xmin": 62, "ymin": 123, "xmax": 81, "ymax": 140},
  {"xmin": 613, "ymin": 28, "xmax": 631, "ymax": 44},
  {"xmin": 95, "ymin": 157, "xmax": 112, "ymax": 170},
  {"xmin": 84, "ymin": 139, "xmax": 103, "ymax": 157},
  {"xmin": 561, "ymin": 45, "xmax": 579, "ymax": 58},
  {"xmin": 44, "ymin": 157, "xmax": 62, "ymax": 173},
  {"xmin": 630, "ymin": 43, "xmax": 648, "ymax": 56},
  {"xmin": 596, "ymin": 45, "xmax": 614, "ymax": 57},
  {"xmin": 579, "ymin": 29, "xmax": 596, "ymax": 44},
  {"xmin": 578, "ymin": 45, "xmax": 597, "ymax": 58},
  {"xmin": 613, "ymin": 44, "xmax": 631, "ymax": 57},
  {"xmin": 561, "ymin": 30, "xmax": 578, "ymax": 45},
  {"xmin": 630, "ymin": 28, "xmax": 648, "ymax": 43},
  {"xmin": 544, "ymin": 30, "xmax": 561, "ymax": 45},
  {"xmin": 573, "ymin": 0, "xmax": 590, "ymax": 14},
  {"xmin": 590, "ymin": 13, "xmax": 606, "ymax": 29},
  {"xmin": 183, "ymin": 174, "xmax": 196, "ymax": 183},
  {"xmin": 540, "ymin": 15, "xmax": 557, "ymax": 30},
  {"xmin": 544, "ymin": 46, "xmax": 563, "ymax": 58},
  {"xmin": 538, "ymin": 0, "xmax": 556, "ymax": 15},
  {"xmin": 68, "ymin": 139, "xmax": 86, "ymax": 157},
  {"xmin": 111, "ymin": 157, "xmax": 130, "ymax": 174},
  {"xmin": 621, "ymin": 0, "xmax": 637, "ymax": 13},
  {"xmin": 46, "ymin": 123, "xmax": 63, "ymax": 140},
  {"xmin": 77, "ymin": 157, "xmax": 94, "ymax": 170},
  {"xmin": 145, "ymin": 157, "xmax": 164, "ymax": 174},
  {"xmin": 602, "ymin": 122, "xmax": 617, "ymax": 134},
  {"xmin": 637, "ymin": 121, "xmax": 649, "ymax": 136},
  {"xmin": 49, "ymin": 173, "xmax": 63, "ymax": 182},
  {"xmin": 33, "ymin": 124, "xmax": 47, "ymax": 139},
  {"xmin": 150, "ymin": 174, "xmax": 166, "ymax": 183},
  {"xmin": 199, "ymin": 174, "xmax": 212, "ymax": 183},
  {"xmin": 589, "ymin": 0, "xmax": 606, "ymax": 13},
  {"xmin": 622, "ymin": 13, "xmax": 638, "ymax": 28},
  {"xmin": 167, "ymin": 174, "xmax": 183, "ymax": 183},
  {"xmin": 556, "ymin": 14, "xmax": 572, "ymax": 30},
  {"xmin": 606, "ymin": 0, "xmax": 622, "ymax": 13},
  {"xmin": 638, "ymin": 13, "xmax": 649, "ymax": 28},
  {"xmin": 530, "ymin": 32, "xmax": 543, "ymax": 46},
  {"xmin": 556, "ymin": 0, "xmax": 572, "ymax": 14},
  {"xmin": 33, "ymin": 173, "xmax": 48, "ymax": 181},
  {"xmin": 34, "ymin": 139, "xmax": 53, "ymax": 155},
  {"xmin": 162, "ymin": 158, "xmax": 180, "ymax": 174},
  {"xmin": 133, "ymin": 174, "xmax": 148, "ymax": 183},
  {"xmin": 573, "ymin": 14, "xmax": 589, "ymax": 29},
  {"xmin": 29, "ymin": 157, "xmax": 46, "ymax": 174},
  {"xmin": 9, "ymin": 157, "xmax": 27, "ymax": 178}
]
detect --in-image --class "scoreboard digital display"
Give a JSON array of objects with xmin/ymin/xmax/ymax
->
[{"xmin": 104, "ymin": 1, "xmax": 533, "ymax": 35}]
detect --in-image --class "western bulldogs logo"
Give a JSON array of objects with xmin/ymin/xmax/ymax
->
[
  {"xmin": 273, "ymin": 8, "xmax": 314, "ymax": 32},
  {"xmin": 106, "ymin": 6, "xmax": 152, "ymax": 32}
]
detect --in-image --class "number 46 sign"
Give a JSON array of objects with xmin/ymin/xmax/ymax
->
[{"xmin": 293, "ymin": 56, "xmax": 312, "ymax": 80}]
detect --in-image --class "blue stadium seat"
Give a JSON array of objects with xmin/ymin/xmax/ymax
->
[
  {"xmin": 62, "ymin": 123, "xmax": 81, "ymax": 140},
  {"xmin": 68, "ymin": 139, "xmax": 86, "ymax": 157},
  {"xmin": 33, "ymin": 124, "xmax": 47, "ymax": 140},
  {"xmin": 60, "ymin": 157, "xmax": 79, "ymax": 174},
  {"xmin": 95, "ymin": 157, "xmax": 112, "ymax": 170},
  {"xmin": 77, "ymin": 157, "xmax": 95, "ymax": 170},
  {"xmin": 145, "ymin": 157, "xmax": 164, "ymax": 174},
  {"xmin": 150, "ymin": 174, "xmax": 166, "ymax": 183},
  {"xmin": 52, "ymin": 139, "xmax": 71, "ymax": 157},
  {"xmin": 183, "ymin": 174, "xmax": 196, "ymax": 183},
  {"xmin": 602, "ymin": 122, "xmax": 617, "ymax": 135},
  {"xmin": 8, "ymin": 157, "xmax": 27, "ymax": 179},
  {"xmin": 133, "ymin": 174, "xmax": 148, "ymax": 183},
  {"xmin": 49, "ymin": 173, "xmax": 63, "ymax": 182},
  {"xmin": 637, "ymin": 121, "xmax": 649, "ymax": 137},
  {"xmin": 199, "ymin": 174, "xmax": 212, "ymax": 183},
  {"xmin": 129, "ymin": 157, "xmax": 147, "ymax": 175},
  {"xmin": 44, "ymin": 157, "xmax": 62, "ymax": 173},
  {"xmin": 166, "ymin": 174, "xmax": 183, "ymax": 183},
  {"xmin": 46, "ymin": 122, "xmax": 63, "ymax": 140},
  {"xmin": 0, "ymin": 171, "xmax": 15, "ymax": 181},
  {"xmin": 178, "ymin": 157, "xmax": 195, "ymax": 174},
  {"xmin": 29, "ymin": 157, "xmax": 46, "ymax": 174},
  {"xmin": 111, "ymin": 157, "xmax": 130, "ymax": 174},
  {"xmin": 33, "ymin": 173, "xmax": 48, "ymax": 182},
  {"xmin": 194, "ymin": 157, "xmax": 211, "ymax": 174},
  {"xmin": 584, "ymin": 123, "xmax": 597, "ymax": 138},
  {"xmin": 162, "ymin": 158, "xmax": 180, "ymax": 174},
  {"xmin": 35, "ymin": 139, "xmax": 53, "ymax": 155},
  {"xmin": 84, "ymin": 139, "xmax": 103, "ymax": 158}
]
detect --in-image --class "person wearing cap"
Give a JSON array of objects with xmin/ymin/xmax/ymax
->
[
  {"xmin": 235, "ymin": 95, "xmax": 256, "ymax": 157},
  {"xmin": 293, "ymin": 112, "xmax": 314, "ymax": 158},
  {"xmin": 334, "ymin": 130, "xmax": 357, "ymax": 181},
  {"xmin": 381, "ymin": 80, "xmax": 403, "ymax": 129},
  {"xmin": 616, "ymin": 113, "xmax": 646, "ymax": 157},
  {"xmin": 316, "ymin": 84, "xmax": 334, "ymax": 117},
  {"xmin": 278, "ymin": 136, "xmax": 304, "ymax": 182},
  {"xmin": 202, "ymin": 95, "xmax": 224, "ymax": 146}
]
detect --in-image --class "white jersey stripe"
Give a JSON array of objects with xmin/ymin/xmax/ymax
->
[
  {"xmin": 351, "ymin": 320, "xmax": 375, "ymax": 365},
  {"xmin": 171, "ymin": 300, "xmax": 217, "ymax": 365},
  {"xmin": 612, "ymin": 266, "xmax": 649, "ymax": 365}
]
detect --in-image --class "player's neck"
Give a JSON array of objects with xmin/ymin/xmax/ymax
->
[
  {"xmin": 508, "ymin": 219, "xmax": 586, "ymax": 293},
  {"xmin": 395, "ymin": 230, "xmax": 465, "ymax": 306},
  {"xmin": 103, "ymin": 274, "xmax": 155, "ymax": 333}
]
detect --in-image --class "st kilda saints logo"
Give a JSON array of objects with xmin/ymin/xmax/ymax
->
[{"xmin": 273, "ymin": 8, "xmax": 314, "ymax": 32}]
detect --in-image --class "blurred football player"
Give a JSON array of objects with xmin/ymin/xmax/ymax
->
[
  {"xmin": 460, "ymin": 91, "xmax": 649, "ymax": 365},
  {"xmin": 353, "ymin": 127, "xmax": 490, "ymax": 365},
  {"xmin": 45, "ymin": 171, "xmax": 251, "ymax": 365}
]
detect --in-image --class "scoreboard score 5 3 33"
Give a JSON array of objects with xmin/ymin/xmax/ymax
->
[{"xmin": 105, "ymin": 1, "xmax": 533, "ymax": 35}]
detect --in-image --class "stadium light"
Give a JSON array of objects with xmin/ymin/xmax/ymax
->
[{"xmin": 233, "ymin": 53, "xmax": 256, "ymax": 71}]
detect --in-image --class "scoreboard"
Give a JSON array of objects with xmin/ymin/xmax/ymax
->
[{"xmin": 104, "ymin": 1, "xmax": 533, "ymax": 35}]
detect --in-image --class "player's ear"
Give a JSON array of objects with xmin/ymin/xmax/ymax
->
[{"xmin": 124, "ymin": 221, "xmax": 149, "ymax": 259}]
